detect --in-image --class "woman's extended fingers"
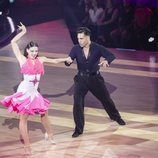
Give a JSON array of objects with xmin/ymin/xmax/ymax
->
[
  {"xmin": 17, "ymin": 22, "xmax": 23, "ymax": 28},
  {"xmin": 20, "ymin": 22, "xmax": 23, "ymax": 26},
  {"xmin": 17, "ymin": 22, "xmax": 26, "ymax": 31}
]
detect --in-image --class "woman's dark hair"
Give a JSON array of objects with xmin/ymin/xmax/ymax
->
[
  {"xmin": 77, "ymin": 27, "xmax": 91, "ymax": 36},
  {"xmin": 24, "ymin": 41, "xmax": 39, "ymax": 58}
]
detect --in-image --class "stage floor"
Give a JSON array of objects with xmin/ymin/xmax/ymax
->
[{"xmin": 0, "ymin": 20, "xmax": 158, "ymax": 158}]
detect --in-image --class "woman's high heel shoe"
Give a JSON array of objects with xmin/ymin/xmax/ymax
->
[
  {"xmin": 24, "ymin": 145, "xmax": 32, "ymax": 155},
  {"xmin": 44, "ymin": 133, "xmax": 56, "ymax": 145}
]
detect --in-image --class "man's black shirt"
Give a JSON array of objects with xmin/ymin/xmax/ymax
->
[{"xmin": 68, "ymin": 42, "xmax": 116, "ymax": 72}]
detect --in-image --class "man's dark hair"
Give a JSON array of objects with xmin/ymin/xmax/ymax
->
[{"xmin": 77, "ymin": 27, "xmax": 91, "ymax": 36}]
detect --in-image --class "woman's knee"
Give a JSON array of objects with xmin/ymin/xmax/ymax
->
[
  {"xmin": 20, "ymin": 114, "xmax": 29, "ymax": 123},
  {"xmin": 41, "ymin": 112, "xmax": 48, "ymax": 118}
]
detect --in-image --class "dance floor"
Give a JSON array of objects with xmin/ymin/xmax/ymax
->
[{"xmin": 0, "ymin": 20, "xmax": 158, "ymax": 158}]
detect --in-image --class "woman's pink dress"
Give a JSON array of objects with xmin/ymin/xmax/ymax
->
[{"xmin": 1, "ymin": 58, "xmax": 50, "ymax": 115}]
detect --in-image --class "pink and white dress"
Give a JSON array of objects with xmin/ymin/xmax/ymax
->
[{"xmin": 1, "ymin": 58, "xmax": 50, "ymax": 115}]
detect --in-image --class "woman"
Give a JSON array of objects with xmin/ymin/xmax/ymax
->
[{"xmin": 1, "ymin": 23, "xmax": 71, "ymax": 155}]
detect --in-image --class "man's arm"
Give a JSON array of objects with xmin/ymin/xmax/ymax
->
[
  {"xmin": 99, "ymin": 44, "xmax": 116, "ymax": 64},
  {"xmin": 65, "ymin": 46, "xmax": 77, "ymax": 66}
]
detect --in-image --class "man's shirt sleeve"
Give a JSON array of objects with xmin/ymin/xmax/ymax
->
[
  {"xmin": 65, "ymin": 46, "xmax": 77, "ymax": 66},
  {"xmin": 69, "ymin": 46, "xmax": 77, "ymax": 60},
  {"xmin": 99, "ymin": 45, "xmax": 116, "ymax": 64}
]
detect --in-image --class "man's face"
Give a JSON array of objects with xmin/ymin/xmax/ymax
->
[{"xmin": 77, "ymin": 33, "xmax": 89, "ymax": 48}]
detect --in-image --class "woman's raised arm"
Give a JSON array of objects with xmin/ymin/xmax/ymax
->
[{"xmin": 11, "ymin": 22, "xmax": 26, "ymax": 65}]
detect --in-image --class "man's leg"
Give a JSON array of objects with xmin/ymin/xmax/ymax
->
[
  {"xmin": 89, "ymin": 74, "xmax": 125, "ymax": 125},
  {"xmin": 72, "ymin": 75, "xmax": 88, "ymax": 137}
]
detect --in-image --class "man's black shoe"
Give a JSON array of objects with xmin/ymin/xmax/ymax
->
[
  {"xmin": 112, "ymin": 118, "xmax": 126, "ymax": 125},
  {"xmin": 72, "ymin": 132, "xmax": 82, "ymax": 138}
]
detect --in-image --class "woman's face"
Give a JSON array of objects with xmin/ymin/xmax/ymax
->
[{"xmin": 27, "ymin": 46, "xmax": 38, "ymax": 59}]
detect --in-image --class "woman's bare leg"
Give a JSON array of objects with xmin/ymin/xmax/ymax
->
[
  {"xmin": 19, "ymin": 114, "xmax": 31, "ymax": 154},
  {"xmin": 19, "ymin": 114, "xmax": 30, "ymax": 145},
  {"xmin": 41, "ymin": 112, "xmax": 53, "ymax": 137}
]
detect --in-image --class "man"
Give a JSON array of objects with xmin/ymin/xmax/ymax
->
[{"xmin": 65, "ymin": 27, "xmax": 125, "ymax": 138}]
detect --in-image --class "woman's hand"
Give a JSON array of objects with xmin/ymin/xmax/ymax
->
[
  {"xmin": 11, "ymin": 22, "xmax": 27, "ymax": 43},
  {"xmin": 17, "ymin": 22, "xmax": 26, "ymax": 33}
]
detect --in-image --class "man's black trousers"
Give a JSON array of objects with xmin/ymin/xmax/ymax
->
[{"xmin": 73, "ymin": 72, "xmax": 121, "ymax": 133}]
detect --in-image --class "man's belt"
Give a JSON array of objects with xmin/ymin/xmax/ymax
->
[{"xmin": 78, "ymin": 70, "xmax": 100, "ymax": 76}]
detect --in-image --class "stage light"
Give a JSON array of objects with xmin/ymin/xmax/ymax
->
[
  {"xmin": 148, "ymin": 37, "xmax": 155, "ymax": 42},
  {"xmin": 7, "ymin": 16, "xmax": 15, "ymax": 33},
  {"xmin": 9, "ymin": 0, "xmax": 15, "ymax": 3}
]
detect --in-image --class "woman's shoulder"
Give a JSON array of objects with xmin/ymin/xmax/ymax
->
[
  {"xmin": 37, "ymin": 56, "xmax": 46, "ymax": 63},
  {"xmin": 19, "ymin": 56, "xmax": 27, "ymax": 67}
]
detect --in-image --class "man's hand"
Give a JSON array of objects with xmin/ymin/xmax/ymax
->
[
  {"xmin": 66, "ymin": 57, "xmax": 73, "ymax": 64},
  {"xmin": 98, "ymin": 60, "xmax": 109, "ymax": 68},
  {"xmin": 65, "ymin": 57, "xmax": 73, "ymax": 66}
]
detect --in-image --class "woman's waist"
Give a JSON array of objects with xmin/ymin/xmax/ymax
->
[
  {"xmin": 22, "ymin": 78, "xmax": 40, "ymax": 84},
  {"xmin": 22, "ymin": 74, "xmax": 41, "ymax": 84}
]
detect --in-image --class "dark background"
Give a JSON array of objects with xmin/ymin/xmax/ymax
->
[
  {"xmin": 1, "ymin": 0, "xmax": 63, "ymax": 25},
  {"xmin": 0, "ymin": 0, "xmax": 158, "ymax": 51}
]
